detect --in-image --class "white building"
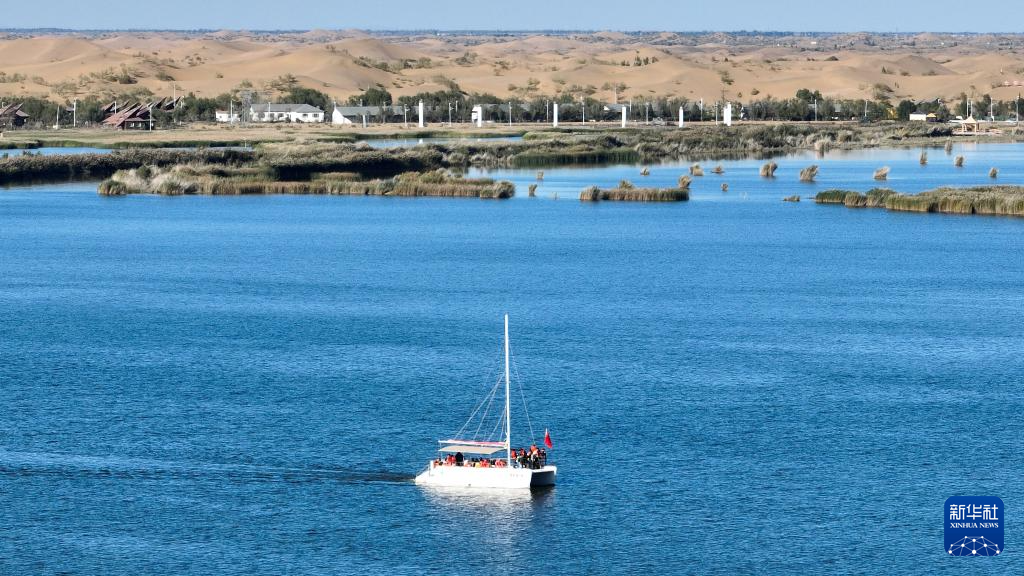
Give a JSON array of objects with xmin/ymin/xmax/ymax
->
[
  {"xmin": 249, "ymin": 103, "xmax": 324, "ymax": 123},
  {"xmin": 215, "ymin": 110, "xmax": 240, "ymax": 123},
  {"xmin": 332, "ymin": 105, "xmax": 406, "ymax": 125}
]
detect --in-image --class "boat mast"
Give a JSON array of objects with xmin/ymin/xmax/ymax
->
[{"xmin": 504, "ymin": 314, "xmax": 512, "ymax": 467}]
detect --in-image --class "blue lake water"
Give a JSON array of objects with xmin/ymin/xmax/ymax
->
[
  {"xmin": 2, "ymin": 147, "xmax": 114, "ymax": 156},
  {"xmin": 2, "ymin": 142, "xmax": 1024, "ymax": 574}
]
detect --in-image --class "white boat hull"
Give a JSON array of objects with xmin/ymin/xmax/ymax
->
[{"xmin": 415, "ymin": 464, "xmax": 557, "ymax": 489}]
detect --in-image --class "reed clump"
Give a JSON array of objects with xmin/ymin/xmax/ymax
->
[
  {"xmin": 760, "ymin": 162, "xmax": 778, "ymax": 177},
  {"xmin": 258, "ymin": 143, "xmax": 444, "ymax": 180},
  {"xmin": 721, "ymin": 183, "xmax": 729, "ymax": 192},
  {"xmin": 945, "ymin": 140, "xmax": 953, "ymax": 154},
  {"xmin": 579, "ymin": 185, "xmax": 689, "ymax": 202},
  {"xmin": 509, "ymin": 147, "xmax": 639, "ymax": 167},
  {"xmin": 954, "ymin": 155, "xmax": 964, "ymax": 168},
  {"xmin": 884, "ymin": 195, "xmax": 939, "ymax": 213},
  {"xmin": 388, "ymin": 171, "xmax": 515, "ymax": 199},
  {"xmin": 783, "ymin": 195, "xmax": 800, "ymax": 202},
  {"xmin": 690, "ymin": 163, "xmax": 704, "ymax": 176},
  {"xmin": 865, "ymin": 188, "xmax": 899, "ymax": 207},
  {"xmin": 920, "ymin": 151, "xmax": 928, "ymax": 165},
  {"xmin": 843, "ymin": 192, "xmax": 868, "ymax": 207},
  {"xmin": 677, "ymin": 175, "xmax": 691, "ymax": 190},
  {"xmin": 711, "ymin": 164, "xmax": 724, "ymax": 174},
  {"xmin": 640, "ymin": 167, "xmax": 650, "ymax": 176},
  {"xmin": 816, "ymin": 186, "xmax": 1024, "ymax": 216},
  {"xmin": 528, "ymin": 183, "xmax": 538, "ymax": 197},
  {"xmin": 0, "ymin": 148, "xmax": 253, "ymax": 186},
  {"xmin": 814, "ymin": 190, "xmax": 848, "ymax": 204},
  {"xmin": 799, "ymin": 165, "xmax": 819, "ymax": 182},
  {"xmin": 873, "ymin": 166, "xmax": 890, "ymax": 180},
  {"xmin": 98, "ymin": 166, "xmax": 515, "ymax": 199},
  {"xmin": 990, "ymin": 167, "xmax": 999, "ymax": 179}
]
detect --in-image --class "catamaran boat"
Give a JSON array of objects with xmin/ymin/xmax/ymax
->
[{"xmin": 415, "ymin": 315, "xmax": 556, "ymax": 489}]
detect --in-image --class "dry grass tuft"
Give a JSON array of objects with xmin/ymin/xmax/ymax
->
[
  {"xmin": 799, "ymin": 165, "xmax": 819, "ymax": 182},
  {"xmin": 579, "ymin": 185, "xmax": 689, "ymax": 202}
]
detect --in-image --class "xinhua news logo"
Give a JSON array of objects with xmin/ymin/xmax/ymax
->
[{"xmin": 945, "ymin": 496, "xmax": 1004, "ymax": 557}]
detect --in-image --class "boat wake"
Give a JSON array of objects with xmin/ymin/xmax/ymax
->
[{"xmin": 0, "ymin": 450, "xmax": 414, "ymax": 485}]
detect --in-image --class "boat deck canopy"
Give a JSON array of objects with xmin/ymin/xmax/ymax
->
[{"xmin": 439, "ymin": 445, "xmax": 507, "ymax": 455}]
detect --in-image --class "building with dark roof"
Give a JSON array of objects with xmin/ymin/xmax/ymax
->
[
  {"xmin": 332, "ymin": 105, "xmax": 406, "ymax": 125},
  {"xmin": 0, "ymin": 103, "xmax": 30, "ymax": 129}
]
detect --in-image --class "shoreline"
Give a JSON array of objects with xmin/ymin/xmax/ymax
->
[
  {"xmin": 2, "ymin": 120, "xmax": 1020, "ymax": 151},
  {"xmin": 3, "ymin": 123, "xmax": 1024, "ymax": 208}
]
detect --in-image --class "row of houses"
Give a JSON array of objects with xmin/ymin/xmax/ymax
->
[
  {"xmin": 215, "ymin": 103, "xmax": 326, "ymax": 123},
  {"xmin": 215, "ymin": 103, "xmax": 402, "ymax": 125},
  {"xmin": 215, "ymin": 101, "xmax": 657, "ymax": 125}
]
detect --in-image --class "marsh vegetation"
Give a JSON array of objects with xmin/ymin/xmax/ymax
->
[{"xmin": 816, "ymin": 186, "xmax": 1024, "ymax": 216}]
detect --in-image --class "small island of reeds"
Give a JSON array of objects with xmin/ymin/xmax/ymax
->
[
  {"xmin": 99, "ymin": 166, "xmax": 515, "ymax": 199},
  {"xmin": 815, "ymin": 186, "xmax": 1024, "ymax": 216},
  {"xmin": 579, "ymin": 180, "xmax": 689, "ymax": 202}
]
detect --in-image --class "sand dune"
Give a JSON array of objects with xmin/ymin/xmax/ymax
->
[{"xmin": 0, "ymin": 31, "xmax": 1023, "ymax": 104}]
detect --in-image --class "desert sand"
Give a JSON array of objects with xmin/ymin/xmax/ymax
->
[{"xmin": 2, "ymin": 30, "xmax": 1024, "ymax": 104}]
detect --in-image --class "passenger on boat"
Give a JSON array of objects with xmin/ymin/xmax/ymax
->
[
  {"xmin": 539, "ymin": 448, "xmax": 547, "ymax": 467},
  {"xmin": 495, "ymin": 458, "xmax": 507, "ymax": 468},
  {"xmin": 455, "ymin": 452, "xmax": 464, "ymax": 467},
  {"xmin": 480, "ymin": 459, "xmax": 490, "ymax": 468},
  {"xmin": 528, "ymin": 444, "xmax": 541, "ymax": 469}
]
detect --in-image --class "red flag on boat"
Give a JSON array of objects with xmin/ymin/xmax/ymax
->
[{"xmin": 544, "ymin": 428, "xmax": 553, "ymax": 449}]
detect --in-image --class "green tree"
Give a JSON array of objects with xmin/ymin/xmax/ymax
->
[
  {"xmin": 283, "ymin": 87, "xmax": 331, "ymax": 113},
  {"xmin": 896, "ymin": 99, "xmax": 916, "ymax": 121},
  {"xmin": 347, "ymin": 85, "xmax": 392, "ymax": 107}
]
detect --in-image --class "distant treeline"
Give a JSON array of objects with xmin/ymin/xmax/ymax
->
[{"xmin": 4, "ymin": 79, "xmax": 1023, "ymax": 128}]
